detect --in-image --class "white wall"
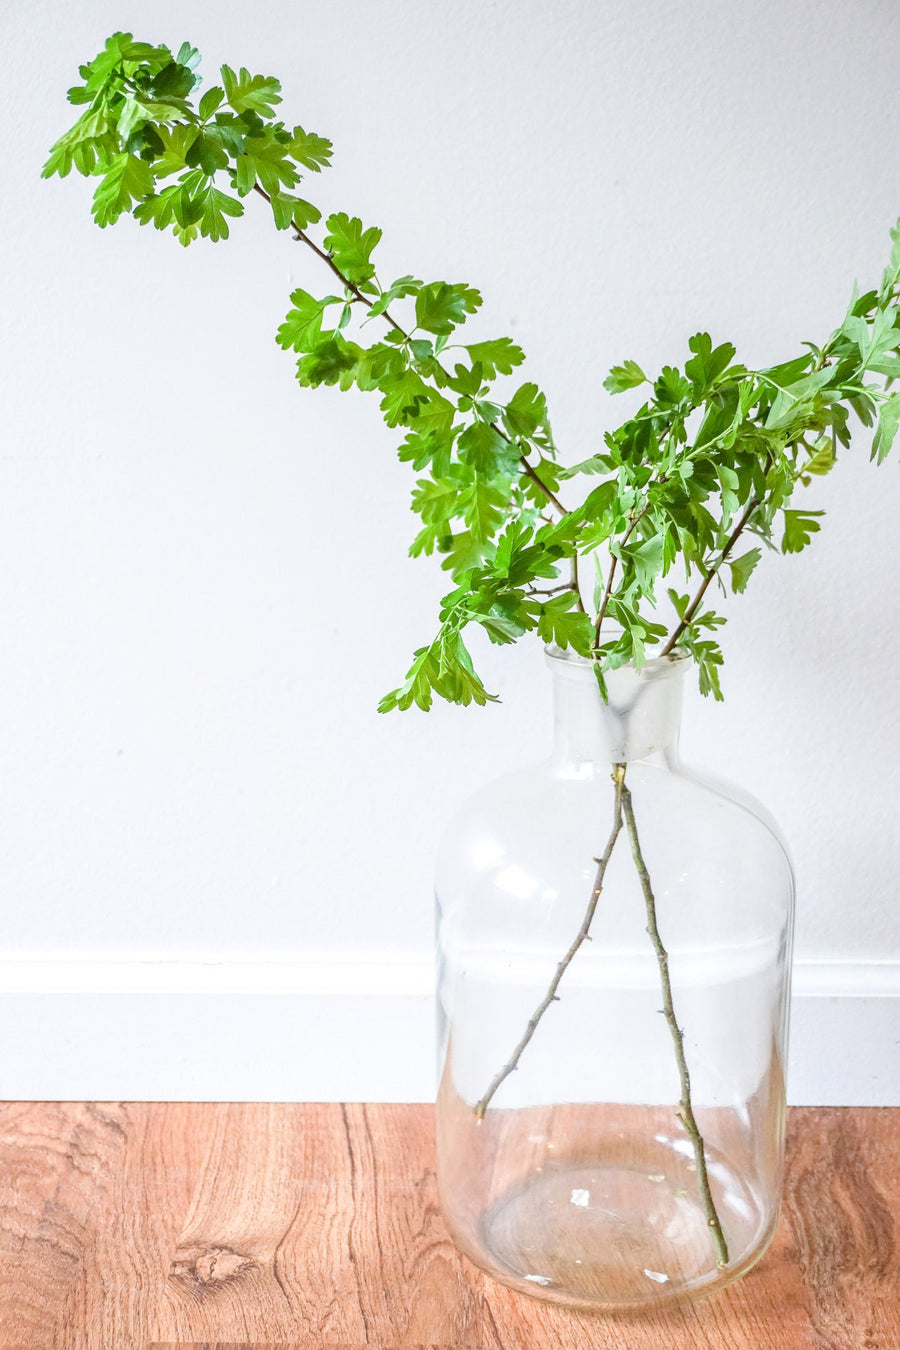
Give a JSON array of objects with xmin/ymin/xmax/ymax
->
[{"xmin": 0, "ymin": 0, "xmax": 898, "ymax": 1101}]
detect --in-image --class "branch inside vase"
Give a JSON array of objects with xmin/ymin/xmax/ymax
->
[
  {"xmin": 472, "ymin": 763, "xmax": 626, "ymax": 1120},
  {"xmin": 619, "ymin": 778, "xmax": 730, "ymax": 1267},
  {"xmin": 471, "ymin": 762, "xmax": 730, "ymax": 1270}
]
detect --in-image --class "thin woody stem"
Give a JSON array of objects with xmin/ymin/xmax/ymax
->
[
  {"xmin": 661, "ymin": 495, "xmax": 760, "ymax": 656},
  {"xmin": 593, "ymin": 502, "xmax": 652, "ymax": 646},
  {"xmin": 250, "ymin": 182, "xmax": 570, "ymax": 524},
  {"xmin": 526, "ymin": 581, "xmax": 580, "ymax": 598},
  {"xmin": 473, "ymin": 764, "xmax": 627, "ymax": 1120},
  {"xmin": 620, "ymin": 779, "xmax": 730, "ymax": 1268}
]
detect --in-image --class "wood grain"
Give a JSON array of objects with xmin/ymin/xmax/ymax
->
[{"xmin": 0, "ymin": 1104, "xmax": 896, "ymax": 1349}]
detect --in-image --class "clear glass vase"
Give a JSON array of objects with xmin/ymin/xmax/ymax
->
[{"xmin": 435, "ymin": 648, "xmax": 795, "ymax": 1311}]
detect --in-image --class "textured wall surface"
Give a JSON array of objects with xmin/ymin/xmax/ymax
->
[{"xmin": 1, "ymin": 0, "xmax": 898, "ymax": 1097}]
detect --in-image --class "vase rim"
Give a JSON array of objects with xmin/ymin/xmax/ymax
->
[{"xmin": 543, "ymin": 644, "xmax": 690, "ymax": 681}]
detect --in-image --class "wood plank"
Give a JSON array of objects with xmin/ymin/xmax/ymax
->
[{"xmin": 0, "ymin": 1104, "xmax": 896, "ymax": 1349}]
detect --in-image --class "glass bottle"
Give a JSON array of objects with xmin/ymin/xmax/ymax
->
[{"xmin": 435, "ymin": 648, "xmax": 795, "ymax": 1310}]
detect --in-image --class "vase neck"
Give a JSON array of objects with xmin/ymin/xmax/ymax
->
[{"xmin": 548, "ymin": 651, "xmax": 685, "ymax": 770}]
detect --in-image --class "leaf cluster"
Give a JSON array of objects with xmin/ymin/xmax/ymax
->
[
  {"xmin": 45, "ymin": 36, "xmax": 900, "ymax": 709},
  {"xmin": 44, "ymin": 32, "xmax": 331, "ymax": 243}
]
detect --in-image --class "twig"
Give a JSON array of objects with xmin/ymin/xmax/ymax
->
[
  {"xmin": 526, "ymin": 581, "xmax": 580, "ymax": 598},
  {"xmin": 570, "ymin": 552, "xmax": 587, "ymax": 614},
  {"xmin": 620, "ymin": 779, "xmax": 730, "ymax": 1268},
  {"xmin": 473, "ymin": 764, "xmax": 626, "ymax": 1120},
  {"xmin": 251, "ymin": 182, "xmax": 568, "ymax": 521},
  {"xmin": 660, "ymin": 495, "xmax": 760, "ymax": 656},
  {"xmin": 593, "ymin": 502, "xmax": 652, "ymax": 645}
]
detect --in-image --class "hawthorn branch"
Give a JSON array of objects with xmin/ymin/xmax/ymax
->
[
  {"xmin": 473, "ymin": 764, "xmax": 626, "ymax": 1120},
  {"xmin": 593, "ymin": 501, "xmax": 652, "ymax": 645},
  {"xmin": 250, "ymin": 183, "xmax": 570, "ymax": 525},
  {"xmin": 620, "ymin": 778, "xmax": 729, "ymax": 1268},
  {"xmin": 661, "ymin": 495, "xmax": 760, "ymax": 656}
]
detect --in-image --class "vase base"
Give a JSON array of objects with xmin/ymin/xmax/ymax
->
[{"xmin": 448, "ymin": 1128, "xmax": 777, "ymax": 1311}]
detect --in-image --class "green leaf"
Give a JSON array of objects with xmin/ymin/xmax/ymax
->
[
  {"xmin": 695, "ymin": 385, "xmax": 740, "ymax": 451},
  {"xmin": 761, "ymin": 354, "xmax": 812, "ymax": 389},
  {"xmin": 603, "ymin": 359, "xmax": 647, "ymax": 395},
  {"xmin": 872, "ymin": 392, "xmax": 900, "ymax": 465},
  {"xmin": 234, "ymin": 128, "xmax": 298, "ymax": 196},
  {"xmin": 628, "ymin": 533, "xmax": 666, "ymax": 591},
  {"xmin": 133, "ymin": 183, "xmax": 182, "ymax": 230},
  {"xmin": 883, "ymin": 219, "xmax": 900, "ymax": 288},
  {"xmin": 696, "ymin": 642, "xmax": 724, "ymax": 700},
  {"xmin": 457, "ymin": 421, "xmax": 516, "ymax": 475},
  {"xmin": 324, "ymin": 212, "xmax": 382, "ymax": 286},
  {"xmin": 379, "ymin": 367, "xmax": 429, "ymax": 427},
  {"xmin": 781, "ymin": 509, "xmax": 824, "ymax": 554},
  {"xmin": 185, "ymin": 128, "xmax": 230, "ymax": 175},
  {"xmin": 174, "ymin": 41, "xmax": 201, "ymax": 71},
  {"xmin": 294, "ymin": 334, "xmax": 362, "ymax": 389},
  {"xmin": 439, "ymin": 529, "xmax": 488, "ymax": 575},
  {"xmin": 368, "ymin": 276, "xmax": 422, "ymax": 319},
  {"xmin": 503, "ymin": 382, "xmax": 550, "ymax": 441},
  {"xmin": 43, "ymin": 106, "xmax": 116, "ymax": 179},
  {"xmin": 532, "ymin": 592, "xmax": 593, "ymax": 655},
  {"xmin": 763, "ymin": 365, "xmax": 833, "ymax": 431},
  {"xmin": 151, "ymin": 123, "xmax": 200, "ymax": 178},
  {"xmin": 353, "ymin": 341, "xmax": 404, "ymax": 392},
  {"xmin": 397, "ymin": 426, "xmax": 456, "ymax": 474},
  {"xmin": 149, "ymin": 57, "xmax": 198, "ymax": 100},
  {"xmin": 221, "ymin": 64, "xmax": 282, "ymax": 117},
  {"xmin": 379, "ymin": 629, "xmax": 496, "ymax": 711},
  {"xmin": 124, "ymin": 97, "xmax": 195, "ymax": 135},
  {"xmin": 653, "ymin": 365, "xmax": 692, "ymax": 409},
  {"xmin": 575, "ymin": 480, "xmax": 618, "ymax": 546},
  {"xmin": 91, "ymin": 152, "xmax": 155, "ymax": 227},
  {"xmin": 558, "ymin": 453, "xmax": 615, "ymax": 480},
  {"xmin": 684, "ymin": 333, "xmax": 737, "ymax": 395},
  {"xmin": 477, "ymin": 607, "xmax": 529, "ymax": 645},
  {"xmin": 408, "ymin": 521, "xmax": 447, "ymax": 558},
  {"xmin": 414, "ymin": 282, "xmax": 482, "ymax": 335},
  {"xmin": 198, "ymin": 86, "xmax": 225, "ymax": 120},
  {"xmin": 160, "ymin": 170, "xmax": 243, "ymax": 242},
  {"xmin": 411, "ymin": 474, "xmax": 466, "ymax": 527},
  {"xmin": 604, "ymin": 599, "xmax": 668, "ymax": 673},
  {"xmin": 667, "ymin": 588, "xmax": 690, "ymax": 622},
  {"xmin": 717, "ymin": 461, "xmax": 740, "ymax": 517},
  {"xmin": 436, "ymin": 630, "xmax": 497, "ymax": 706},
  {"xmin": 290, "ymin": 125, "xmax": 333, "ymax": 171},
  {"xmin": 446, "ymin": 363, "xmax": 482, "ymax": 398},
  {"xmin": 276, "ymin": 289, "xmax": 343, "ymax": 351},
  {"xmin": 803, "ymin": 437, "xmax": 836, "ymax": 476},
  {"xmin": 464, "ymin": 337, "xmax": 526, "ymax": 379},
  {"xmin": 727, "ymin": 547, "xmax": 761, "ymax": 594},
  {"xmin": 411, "ymin": 390, "xmax": 456, "ymax": 440},
  {"xmin": 378, "ymin": 645, "xmax": 440, "ymax": 712},
  {"xmin": 493, "ymin": 522, "xmax": 559, "ymax": 585},
  {"xmin": 268, "ymin": 193, "xmax": 320, "ymax": 231},
  {"xmin": 461, "ymin": 478, "xmax": 508, "ymax": 541}
]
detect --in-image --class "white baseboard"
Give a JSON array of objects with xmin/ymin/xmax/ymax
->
[{"xmin": 0, "ymin": 955, "xmax": 897, "ymax": 1104}]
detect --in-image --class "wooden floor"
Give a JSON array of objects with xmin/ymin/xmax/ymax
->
[{"xmin": 0, "ymin": 1104, "xmax": 896, "ymax": 1349}]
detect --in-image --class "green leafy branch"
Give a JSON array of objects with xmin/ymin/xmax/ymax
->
[{"xmin": 45, "ymin": 33, "xmax": 900, "ymax": 708}]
